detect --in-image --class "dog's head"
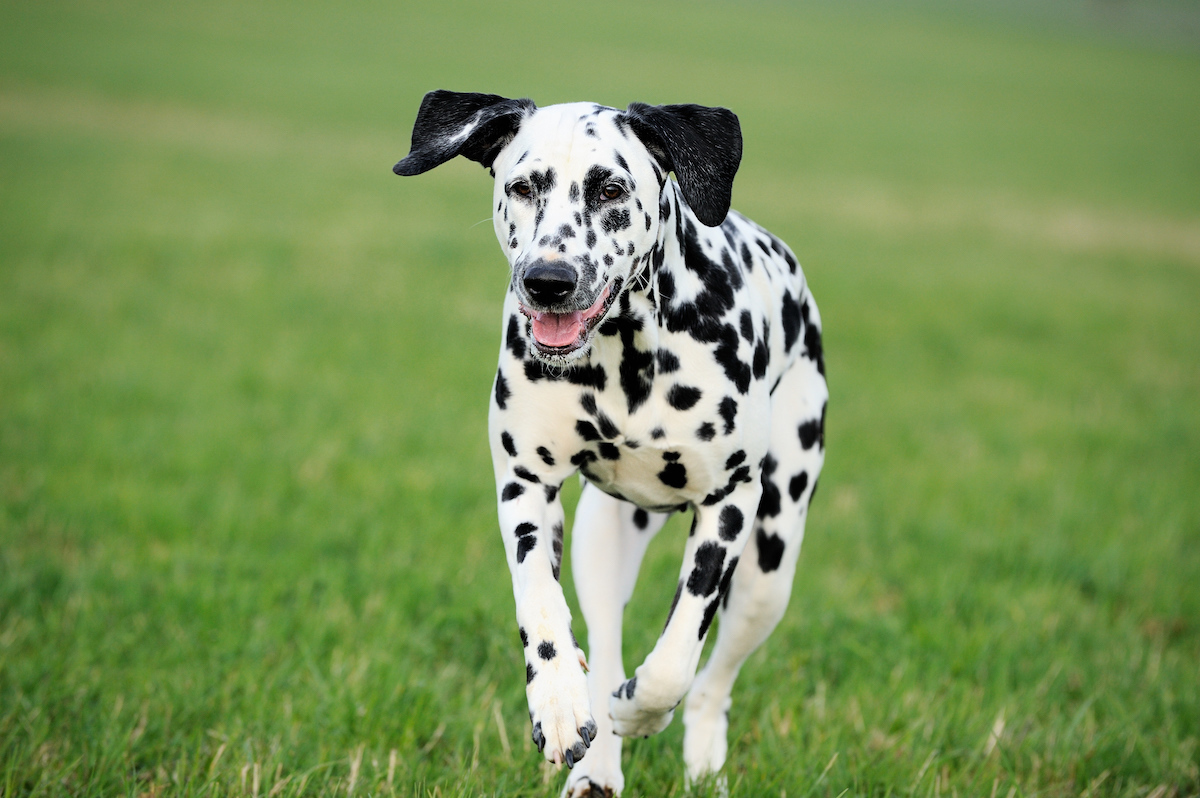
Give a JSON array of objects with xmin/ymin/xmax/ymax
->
[{"xmin": 395, "ymin": 91, "xmax": 742, "ymax": 362}]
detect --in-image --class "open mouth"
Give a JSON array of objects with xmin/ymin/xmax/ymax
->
[{"xmin": 519, "ymin": 278, "xmax": 622, "ymax": 356}]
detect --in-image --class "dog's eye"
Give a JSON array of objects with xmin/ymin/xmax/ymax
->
[
  {"xmin": 511, "ymin": 181, "xmax": 532, "ymax": 197},
  {"xmin": 601, "ymin": 183, "xmax": 624, "ymax": 201}
]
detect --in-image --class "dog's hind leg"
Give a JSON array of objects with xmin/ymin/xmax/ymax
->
[
  {"xmin": 565, "ymin": 482, "xmax": 669, "ymax": 798},
  {"xmin": 683, "ymin": 360, "xmax": 827, "ymax": 784}
]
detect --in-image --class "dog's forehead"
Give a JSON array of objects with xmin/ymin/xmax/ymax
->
[{"xmin": 501, "ymin": 103, "xmax": 634, "ymax": 174}]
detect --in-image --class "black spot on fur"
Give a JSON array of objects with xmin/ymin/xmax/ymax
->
[
  {"xmin": 506, "ymin": 314, "xmax": 526, "ymax": 359},
  {"xmin": 569, "ymin": 181, "xmax": 580, "ymax": 202},
  {"xmin": 517, "ymin": 535, "xmax": 537, "ymax": 562},
  {"xmin": 650, "ymin": 427, "xmax": 665, "ymax": 440},
  {"xmin": 667, "ymin": 384, "xmax": 702, "ymax": 411},
  {"xmin": 601, "ymin": 208, "xmax": 631, "ymax": 234},
  {"xmin": 781, "ymin": 292, "xmax": 801, "ymax": 352},
  {"xmin": 596, "ymin": 411, "xmax": 620, "ymax": 440},
  {"xmin": 523, "ymin": 359, "xmax": 606, "ymax": 391},
  {"xmin": 687, "ymin": 541, "xmax": 726, "ymax": 597},
  {"xmin": 514, "ymin": 522, "xmax": 537, "ymax": 538},
  {"xmin": 538, "ymin": 641, "xmax": 557, "ymax": 660},
  {"xmin": 502, "ymin": 482, "xmax": 525, "ymax": 501},
  {"xmin": 696, "ymin": 422, "xmax": 716, "ymax": 441},
  {"xmin": 752, "ymin": 340, "xmax": 768, "ymax": 379},
  {"xmin": 719, "ymin": 556, "xmax": 739, "ymax": 609},
  {"xmin": 789, "ymin": 471, "xmax": 809, "ymax": 502},
  {"xmin": 757, "ymin": 454, "xmax": 780, "ymax": 519},
  {"xmin": 632, "ymin": 508, "xmax": 649, "ymax": 529},
  {"xmin": 756, "ymin": 529, "xmax": 785, "ymax": 572},
  {"xmin": 739, "ymin": 310, "xmax": 754, "ymax": 343},
  {"xmin": 598, "ymin": 442, "xmax": 620, "ymax": 460},
  {"xmin": 544, "ymin": 484, "xmax": 558, "ymax": 502},
  {"xmin": 514, "ymin": 466, "xmax": 540, "ymax": 483},
  {"xmin": 526, "ymin": 664, "xmax": 536, "ymax": 684},
  {"xmin": 580, "ymin": 392, "xmax": 597, "ymax": 415},
  {"xmin": 500, "ymin": 431, "xmax": 517, "ymax": 457},
  {"xmin": 494, "ymin": 369, "xmax": 510, "ymax": 409},
  {"xmin": 520, "ymin": 627, "xmax": 528, "ymax": 647},
  {"xmin": 798, "ymin": 418, "xmax": 821, "ymax": 450},
  {"xmin": 725, "ymin": 450, "xmax": 746, "ymax": 470},
  {"xmin": 656, "ymin": 349, "xmax": 680, "ymax": 374},
  {"xmin": 699, "ymin": 598, "xmax": 720, "ymax": 639},
  {"xmin": 718, "ymin": 397, "xmax": 738, "ymax": 434},
  {"xmin": 576, "ymin": 419, "xmax": 601, "ymax": 442},
  {"xmin": 570, "ymin": 449, "xmax": 598, "ymax": 468},
  {"xmin": 552, "ymin": 521, "xmax": 564, "ymax": 579},
  {"xmin": 718, "ymin": 505, "xmax": 744, "ymax": 541},
  {"xmin": 537, "ymin": 446, "xmax": 555, "ymax": 466},
  {"xmin": 658, "ymin": 460, "xmax": 688, "ymax": 488},
  {"xmin": 664, "ymin": 580, "xmax": 683, "ymax": 631}
]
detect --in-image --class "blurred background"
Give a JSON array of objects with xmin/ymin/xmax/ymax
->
[{"xmin": 1, "ymin": 0, "xmax": 1197, "ymax": 795}]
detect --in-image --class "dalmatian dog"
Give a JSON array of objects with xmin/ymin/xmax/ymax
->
[{"xmin": 394, "ymin": 90, "xmax": 827, "ymax": 796}]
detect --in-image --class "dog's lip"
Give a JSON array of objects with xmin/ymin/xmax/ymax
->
[{"xmin": 519, "ymin": 279, "xmax": 621, "ymax": 354}]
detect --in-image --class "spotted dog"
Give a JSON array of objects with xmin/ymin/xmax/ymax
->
[{"xmin": 394, "ymin": 91, "xmax": 827, "ymax": 796}]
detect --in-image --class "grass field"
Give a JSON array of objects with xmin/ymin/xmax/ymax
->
[{"xmin": 1, "ymin": 0, "xmax": 1198, "ymax": 795}]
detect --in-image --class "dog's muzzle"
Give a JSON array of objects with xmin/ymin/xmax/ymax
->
[{"xmin": 517, "ymin": 260, "xmax": 620, "ymax": 356}]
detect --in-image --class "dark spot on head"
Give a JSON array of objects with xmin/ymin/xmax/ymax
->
[
  {"xmin": 696, "ymin": 422, "xmax": 716, "ymax": 441},
  {"xmin": 537, "ymin": 641, "xmax": 557, "ymax": 660},
  {"xmin": 537, "ymin": 446, "xmax": 556, "ymax": 466},
  {"xmin": 650, "ymin": 427, "xmax": 665, "ymax": 440}
]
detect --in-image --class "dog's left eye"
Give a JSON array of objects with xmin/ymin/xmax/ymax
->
[
  {"xmin": 511, "ymin": 181, "xmax": 532, "ymax": 196},
  {"xmin": 601, "ymin": 183, "xmax": 625, "ymax": 201}
]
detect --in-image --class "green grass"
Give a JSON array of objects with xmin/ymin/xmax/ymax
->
[{"xmin": 1, "ymin": 0, "xmax": 1198, "ymax": 795}]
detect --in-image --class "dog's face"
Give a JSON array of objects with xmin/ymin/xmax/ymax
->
[
  {"xmin": 491, "ymin": 104, "xmax": 663, "ymax": 361},
  {"xmin": 395, "ymin": 91, "xmax": 743, "ymax": 362}
]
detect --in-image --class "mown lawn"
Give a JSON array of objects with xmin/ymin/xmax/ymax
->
[{"xmin": 1, "ymin": 1, "xmax": 1198, "ymax": 795}]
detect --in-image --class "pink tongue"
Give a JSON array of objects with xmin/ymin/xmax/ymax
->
[{"xmin": 532, "ymin": 312, "xmax": 584, "ymax": 347}]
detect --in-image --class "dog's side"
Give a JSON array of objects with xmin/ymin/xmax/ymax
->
[{"xmin": 395, "ymin": 91, "xmax": 827, "ymax": 796}]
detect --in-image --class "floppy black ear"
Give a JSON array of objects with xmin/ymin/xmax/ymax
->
[
  {"xmin": 622, "ymin": 102, "xmax": 742, "ymax": 227},
  {"xmin": 394, "ymin": 90, "xmax": 536, "ymax": 176}
]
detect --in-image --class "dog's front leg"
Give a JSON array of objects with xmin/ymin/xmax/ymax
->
[
  {"xmin": 495, "ymin": 468, "xmax": 596, "ymax": 767},
  {"xmin": 609, "ymin": 484, "xmax": 761, "ymax": 738}
]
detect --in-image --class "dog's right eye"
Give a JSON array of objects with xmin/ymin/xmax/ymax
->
[{"xmin": 511, "ymin": 181, "xmax": 532, "ymax": 197}]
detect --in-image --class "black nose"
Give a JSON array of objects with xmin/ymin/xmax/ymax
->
[{"xmin": 523, "ymin": 260, "xmax": 577, "ymax": 306}]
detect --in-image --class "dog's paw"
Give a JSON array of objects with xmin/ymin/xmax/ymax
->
[
  {"xmin": 528, "ymin": 659, "xmax": 596, "ymax": 767},
  {"xmin": 563, "ymin": 775, "xmax": 619, "ymax": 797},
  {"xmin": 608, "ymin": 676, "xmax": 677, "ymax": 738}
]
